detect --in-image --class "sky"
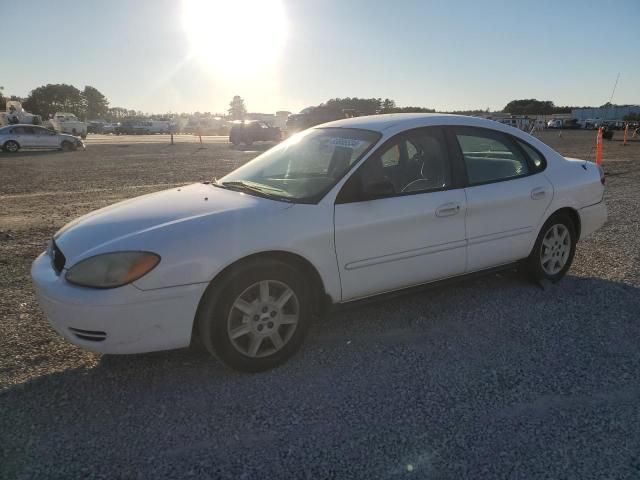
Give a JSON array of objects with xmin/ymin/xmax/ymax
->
[{"xmin": 3, "ymin": 0, "xmax": 639, "ymax": 115}]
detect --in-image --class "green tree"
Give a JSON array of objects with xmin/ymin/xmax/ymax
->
[
  {"xmin": 107, "ymin": 107, "xmax": 130, "ymax": 120},
  {"xmin": 503, "ymin": 99, "xmax": 554, "ymax": 115},
  {"xmin": 380, "ymin": 98, "xmax": 396, "ymax": 113},
  {"xmin": 502, "ymin": 99, "xmax": 573, "ymax": 115},
  {"xmin": 391, "ymin": 106, "xmax": 436, "ymax": 113},
  {"xmin": 82, "ymin": 86, "xmax": 109, "ymax": 119},
  {"xmin": 228, "ymin": 95, "xmax": 247, "ymax": 120},
  {"xmin": 0, "ymin": 86, "xmax": 5, "ymax": 107},
  {"xmin": 23, "ymin": 84, "xmax": 84, "ymax": 118}
]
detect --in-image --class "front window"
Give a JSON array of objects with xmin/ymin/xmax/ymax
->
[{"xmin": 217, "ymin": 127, "xmax": 380, "ymax": 202}]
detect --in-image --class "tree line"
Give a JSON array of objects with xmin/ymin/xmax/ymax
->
[
  {"xmin": 1, "ymin": 84, "xmax": 634, "ymax": 121},
  {"xmin": 0, "ymin": 83, "xmax": 137, "ymax": 122}
]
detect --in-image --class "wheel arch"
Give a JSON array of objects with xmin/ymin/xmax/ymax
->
[
  {"xmin": 547, "ymin": 206, "xmax": 581, "ymax": 240},
  {"xmin": 3, "ymin": 139, "xmax": 20, "ymax": 150},
  {"xmin": 528, "ymin": 206, "xmax": 581, "ymax": 259},
  {"xmin": 191, "ymin": 250, "xmax": 332, "ymax": 345}
]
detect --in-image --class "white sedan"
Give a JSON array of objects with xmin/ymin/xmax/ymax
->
[
  {"xmin": 1, "ymin": 124, "xmax": 84, "ymax": 152},
  {"xmin": 31, "ymin": 114, "xmax": 607, "ymax": 371}
]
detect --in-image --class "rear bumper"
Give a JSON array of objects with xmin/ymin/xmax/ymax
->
[
  {"xmin": 31, "ymin": 252, "xmax": 207, "ymax": 354},
  {"xmin": 578, "ymin": 201, "xmax": 607, "ymax": 240}
]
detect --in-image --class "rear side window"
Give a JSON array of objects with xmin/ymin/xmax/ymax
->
[
  {"xmin": 516, "ymin": 139, "xmax": 546, "ymax": 171},
  {"xmin": 455, "ymin": 128, "xmax": 529, "ymax": 185}
]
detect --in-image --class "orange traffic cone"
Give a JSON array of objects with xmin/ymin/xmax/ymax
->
[{"xmin": 595, "ymin": 127, "xmax": 603, "ymax": 166}]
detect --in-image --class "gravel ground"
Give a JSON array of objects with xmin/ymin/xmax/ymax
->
[{"xmin": 1, "ymin": 131, "xmax": 640, "ymax": 479}]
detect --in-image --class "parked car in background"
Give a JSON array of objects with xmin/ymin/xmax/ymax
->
[
  {"xmin": 115, "ymin": 121, "xmax": 138, "ymax": 135},
  {"xmin": 547, "ymin": 118, "xmax": 580, "ymax": 129},
  {"xmin": 115, "ymin": 120, "xmax": 171, "ymax": 135},
  {"xmin": 1, "ymin": 124, "xmax": 84, "ymax": 152},
  {"xmin": 229, "ymin": 120, "xmax": 281, "ymax": 145},
  {"xmin": 31, "ymin": 114, "xmax": 607, "ymax": 372}
]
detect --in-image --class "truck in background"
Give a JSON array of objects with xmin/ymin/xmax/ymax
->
[{"xmin": 48, "ymin": 112, "xmax": 88, "ymax": 138}]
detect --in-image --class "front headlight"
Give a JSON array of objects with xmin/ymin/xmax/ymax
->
[{"xmin": 65, "ymin": 252, "xmax": 160, "ymax": 288}]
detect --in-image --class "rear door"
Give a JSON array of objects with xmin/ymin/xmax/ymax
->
[
  {"xmin": 34, "ymin": 127, "xmax": 60, "ymax": 148},
  {"xmin": 16, "ymin": 126, "xmax": 38, "ymax": 147},
  {"xmin": 449, "ymin": 126, "xmax": 553, "ymax": 272},
  {"xmin": 334, "ymin": 127, "xmax": 467, "ymax": 301},
  {"xmin": 5, "ymin": 126, "xmax": 25, "ymax": 146}
]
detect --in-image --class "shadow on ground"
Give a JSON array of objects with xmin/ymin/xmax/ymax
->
[{"xmin": 2, "ymin": 273, "xmax": 640, "ymax": 479}]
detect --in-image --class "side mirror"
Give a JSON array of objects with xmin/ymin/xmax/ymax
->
[{"xmin": 361, "ymin": 178, "xmax": 395, "ymax": 199}]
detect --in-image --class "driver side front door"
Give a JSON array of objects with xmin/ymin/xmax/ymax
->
[{"xmin": 333, "ymin": 127, "xmax": 467, "ymax": 301}]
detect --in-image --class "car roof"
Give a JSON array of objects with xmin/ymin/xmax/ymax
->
[
  {"xmin": 317, "ymin": 113, "xmax": 512, "ymax": 135},
  {"xmin": 0, "ymin": 124, "xmax": 48, "ymax": 131},
  {"xmin": 1, "ymin": 124, "xmax": 46, "ymax": 128}
]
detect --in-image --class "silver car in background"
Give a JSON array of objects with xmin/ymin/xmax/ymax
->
[{"xmin": 0, "ymin": 124, "xmax": 85, "ymax": 153}]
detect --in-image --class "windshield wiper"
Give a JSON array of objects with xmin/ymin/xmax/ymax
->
[{"xmin": 215, "ymin": 180, "xmax": 293, "ymax": 202}]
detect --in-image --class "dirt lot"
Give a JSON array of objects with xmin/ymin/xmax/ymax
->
[{"xmin": 1, "ymin": 131, "xmax": 640, "ymax": 479}]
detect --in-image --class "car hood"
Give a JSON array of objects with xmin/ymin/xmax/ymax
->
[
  {"xmin": 59, "ymin": 133, "xmax": 80, "ymax": 141},
  {"xmin": 54, "ymin": 183, "xmax": 289, "ymax": 264}
]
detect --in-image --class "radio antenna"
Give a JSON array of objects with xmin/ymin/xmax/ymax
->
[{"xmin": 608, "ymin": 72, "xmax": 620, "ymax": 104}]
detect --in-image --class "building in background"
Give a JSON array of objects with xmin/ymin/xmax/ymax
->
[{"xmin": 572, "ymin": 105, "xmax": 640, "ymax": 122}]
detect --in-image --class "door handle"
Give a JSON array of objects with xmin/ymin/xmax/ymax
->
[
  {"xmin": 530, "ymin": 187, "xmax": 547, "ymax": 200},
  {"xmin": 436, "ymin": 202, "xmax": 461, "ymax": 217}
]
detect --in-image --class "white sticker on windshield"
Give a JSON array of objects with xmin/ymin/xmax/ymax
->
[{"xmin": 330, "ymin": 138, "xmax": 363, "ymax": 149}]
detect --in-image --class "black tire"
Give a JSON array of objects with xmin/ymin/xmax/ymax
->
[
  {"xmin": 3, "ymin": 140, "xmax": 19, "ymax": 153},
  {"xmin": 61, "ymin": 141, "xmax": 76, "ymax": 152},
  {"xmin": 81, "ymin": 132, "xmax": 87, "ymax": 139},
  {"xmin": 242, "ymin": 136, "xmax": 253, "ymax": 146},
  {"xmin": 197, "ymin": 259, "xmax": 312, "ymax": 372},
  {"xmin": 525, "ymin": 213, "xmax": 577, "ymax": 283}
]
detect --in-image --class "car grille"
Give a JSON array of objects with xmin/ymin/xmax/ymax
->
[
  {"xmin": 51, "ymin": 240, "xmax": 66, "ymax": 274},
  {"xmin": 68, "ymin": 327, "xmax": 107, "ymax": 342}
]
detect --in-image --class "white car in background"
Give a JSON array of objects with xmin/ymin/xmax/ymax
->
[
  {"xmin": 1, "ymin": 125, "xmax": 85, "ymax": 152},
  {"xmin": 31, "ymin": 114, "xmax": 607, "ymax": 372}
]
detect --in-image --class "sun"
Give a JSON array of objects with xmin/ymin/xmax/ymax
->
[{"xmin": 182, "ymin": 0, "xmax": 288, "ymax": 77}]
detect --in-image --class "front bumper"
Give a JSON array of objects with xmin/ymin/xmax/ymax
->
[
  {"xmin": 31, "ymin": 252, "xmax": 207, "ymax": 354},
  {"xmin": 578, "ymin": 201, "xmax": 607, "ymax": 240}
]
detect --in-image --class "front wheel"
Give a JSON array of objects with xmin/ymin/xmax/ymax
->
[
  {"xmin": 3, "ymin": 140, "xmax": 19, "ymax": 153},
  {"xmin": 526, "ymin": 214, "xmax": 577, "ymax": 283},
  {"xmin": 61, "ymin": 141, "xmax": 76, "ymax": 152},
  {"xmin": 197, "ymin": 260, "xmax": 311, "ymax": 372}
]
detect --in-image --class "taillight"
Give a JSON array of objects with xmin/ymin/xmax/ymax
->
[{"xmin": 598, "ymin": 165, "xmax": 605, "ymax": 185}]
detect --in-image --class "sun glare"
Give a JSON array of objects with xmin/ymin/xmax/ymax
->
[{"xmin": 182, "ymin": 0, "xmax": 288, "ymax": 77}]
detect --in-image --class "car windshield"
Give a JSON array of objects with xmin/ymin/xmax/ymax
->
[{"xmin": 217, "ymin": 127, "xmax": 380, "ymax": 202}]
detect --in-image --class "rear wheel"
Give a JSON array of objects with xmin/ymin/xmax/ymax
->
[
  {"xmin": 526, "ymin": 213, "xmax": 576, "ymax": 283},
  {"xmin": 3, "ymin": 140, "xmax": 19, "ymax": 153},
  {"xmin": 197, "ymin": 260, "xmax": 311, "ymax": 372}
]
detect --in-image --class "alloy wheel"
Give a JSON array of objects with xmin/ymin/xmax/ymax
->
[
  {"xmin": 540, "ymin": 224, "xmax": 571, "ymax": 275},
  {"xmin": 227, "ymin": 280, "xmax": 299, "ymax": 358}
]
